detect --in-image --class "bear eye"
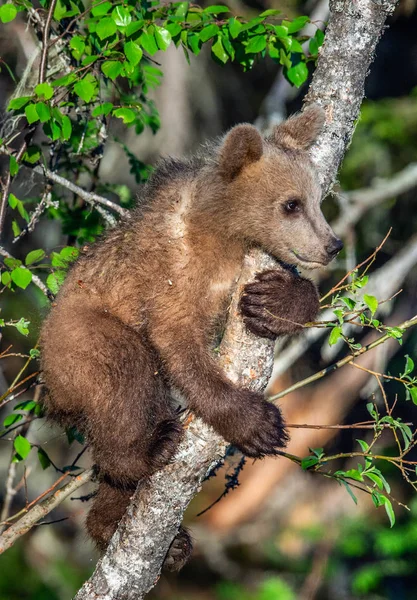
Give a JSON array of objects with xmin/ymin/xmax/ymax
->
[{"xmin": 284, "ymin": 198, "xmax": 301, "ymax": 213}]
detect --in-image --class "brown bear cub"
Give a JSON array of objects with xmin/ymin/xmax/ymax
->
[{"xmin": 40, "ymin": 105, "xmax": 343, "ymax": 569}]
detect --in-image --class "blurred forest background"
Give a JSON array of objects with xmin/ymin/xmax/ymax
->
[{"xmin": 1, "ymin": 0, "xmax": 417, "ymax": 598}]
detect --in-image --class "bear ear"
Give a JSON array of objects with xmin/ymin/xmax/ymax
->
[
  {"xmin": 218, "ymin": 124, "xmax": 263, "ymax": 180},
  {"xmin": 271, "ymin": 104, "xmax": 325, "ymax": 151}
]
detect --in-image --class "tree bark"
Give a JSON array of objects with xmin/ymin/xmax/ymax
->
[{"xmin": 74, "ymin": 1, "xmax": 398, "ymax": 598}]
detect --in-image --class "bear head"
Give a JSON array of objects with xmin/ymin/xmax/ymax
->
[{"xmin": 217, "ymin": 105, "xmax": 343, "ymax": 269}]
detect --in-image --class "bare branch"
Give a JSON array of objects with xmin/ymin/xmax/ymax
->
[
  {"xmin": 33, "ymin": 166, "xmax": 129, "ymax": 219},
  {"xmin": 333, "ymin": 163, "xmax": 417, "ymax": 236},
  {"xmin": 0, "ymin": 469, "xmax": 94, "ymax": 554},
  {"xmin": 39, "ymin": 0, "xmax": 58, "ymax": 84}
]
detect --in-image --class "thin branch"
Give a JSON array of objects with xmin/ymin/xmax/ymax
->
[
  {"xmin": 0, "ymin": 142, "xmax": 29, "ymax": 240},
  {"xmin": 0, "ymin": 468, "xmax": 94, "ymax": 554},
  {"xmin": 39, "ymin": 0, "xmax": 58, "ymax": 84},
  {"xmin": 269, "ymin": 315, "xmax": 417, "ymax": 403},
  {"xmin": 33, "ymin": 166, "xmax": 129, "ymax": 219},
  {"xmin": 333, "ymin": 163, "xmax": 417, "ymax": 236}
]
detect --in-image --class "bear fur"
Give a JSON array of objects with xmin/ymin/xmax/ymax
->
[{"xmin": 40, "ymin": 105, "xmax": 342, "ymax": 568}]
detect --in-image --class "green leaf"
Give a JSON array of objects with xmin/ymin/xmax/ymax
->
[
  {"xmin": 380, "ymin": 495, "xmax": 395, "ymax": 527},
  {"xmin": 74, "ymin": 77, "xmax": 96, "ymax": 103},
  {"xmin": 34, "ymin": 82, "xmax": 54, "ymax": 100},
  {"xmin": 25, "ymin": 249, "xmax": 46, "ymax": 265},
  {"xmin": 125, "ymin": 19, "xmax": 145, "ymax": 38},
  {"xmin": 285, "ymin": 16, "xmax": 309, "ymax": 33},
  {"xmin": 11, "ymin": 267, "xmax": 32, "ymax": 289},
  {"xmin": 339, "ymin": 479, "xmax": 358, "ymax": 505},
  {"xmin": 70, "ymin": 35, "xmax": 85, "ymax": 59},
  {"xmin": 112, "ymin": 5, "xmax": 131, "ymax": 27},
  {"xmin": 364, "ymin": 472, "xmax": 383, "ymax": 490},
  {"xmin": 344, "ymin": 468, "xmax": 364, "ymax": 482},
  {"xmin": 11, "ymin": 221, "xmax": 20, "ymax": 237},
  {"xmin": 9, "ymin": 155, "xmax": 19, "ymax": 177},
  {"xmin": 8, "ymin": 96, "xmax": 31, "ymax": 111},
  {"xmin": 203, "ymin": 5, "xmax": 230, "ymax": 14},
  {"xmin": 52, "ymin": 73, "xmax": 77, "ymax": 88},
  {"xmin": 14, "ymin": 435, "xmax": 31, "ymax": 460},
  {"xmin": 329, "ymin": 325, "xmax": 342, "ymax": 346},
  {"xmin": 301, "ymin": 455, "xmax": 319, "ymax": 470},
  {"xmin": 101, "ymin": 60, "xmax": 123, "ymax": 80},
  {"xmin": 274, "ymin": 25, "xmax": 288, "ymax": 38},
  {"xmin": 46, "ymin": 271, "xmax": 66, "ymax": 294},
  {"xmin": 154, "ymin": 26, "xmax": 172, "ymax": 51},
  {"xmin": 35, "ymin": 102, "xmax": 51, "ymax": 123},
  {"xmin": 124, "ymin": 41, "xmax": 143, "ymax": 66},
  {"xmin": 139, "ymin": 31, "xmax": 159, "ymax": 55},
  {"xmin": 14, "ymin": 400, "xmax": 37, "ymax": 411},
  {"xmin": 309, "ymin": 37, "xmax": 319, "ymax": 56},
  {"xmin": 228, "ymin": 18, "xmax": 242, "ymax": 39},
  {"xmin": 91, "ymin": 0, "xmax": 112, "ymax": 16},
  {"xmin": 199, "ymin": 23, "xmax": 219, "ymax": 42},
  {"xmin": 15, "ymin": 317, "xmax": 30, "ymax": 336},
  {"xmin": 357, "ymin": 439, "xmax": 370, "ymax": 453},
  {"xmin": 1, "ymin": 271, "xmax": 11, "ymax": 286},
  {"xmin": 363, "ymin": 294, "xmax": 378, "ymax": 315},
  {"xmin": 61, "ymin": 115, "xmax": 72, "ymax": 140},
  {"xmin": 211, "ymin": 36, "xmax": 228, "ymax": 63},
  {"xmin": 175, "ymin": 2, "xmax": 188, "ymax": 18},
  {"xmin": 92, "ymin": 102, "xmax": 114, "ymax": 117},
  {"xmin": 43, "ymin": 119, "xmax": 61, "ymax": 141},
  {"xmin": 59, "ymin": 246, "xmax": 79, "ymax": 262},
  {"xmin": 259, "ymin": 8, "xmax": 281, "ymax": 17},
  {"xmin": 404, "ymin": 355, "xmax": 414, "ymax": 376},
  {"xmin": 340, "ymin": 297, "xmax": 356, "ymax": 310},
  {"xmin": 410, "ymin": 387, "xmax": 417, "ymax": 405},
  {"xmin": 245, "ymin": 35, "xmax": 267, "ymax": 54},
  {"xmin": 37, "ymin": 448, "xmax": 51, "ymax": 470},
  {"xmin": 0, "ymin": 3, "xmax": 17, "ymax": 23},
  {"xmin": 113, "ymin": 107, "xmax": 136, "ymax": 124},
  {"xmin": 4, "ymin": 254, "xmax": 21, "ymax": 270},
  {"xmin": 3, "ymin": 413, "xmax": 23, "ymax": 427},
  {"xmin": 96, "ymin": 17, "xmax": 117, "ymax": 40},
  {"xmin": 287, "ymin": 61, "xmax": 308, "ymax": 87},
  {"xmin": 25, "ymin": 104, "xmax": 40, "ymax": 124}
]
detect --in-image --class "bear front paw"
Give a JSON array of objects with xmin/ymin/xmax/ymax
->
[
  {"xmin": 228, "ymin": 395, "xmax": 289, "ymax": 458},
  {"xmin": 240, "ymin": 268, "xmax": 319, "ymax": 338}
]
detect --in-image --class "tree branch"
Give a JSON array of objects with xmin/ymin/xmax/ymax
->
[
  {"xmin": 73, "ymin": 1, "xmax": 399, "ymax": 597},
  {"xmin": 33, "ymin": 166, "xmax": 128, "ymax": 219},
  {"xmin": 0, "ymin": 468, "xmax": 94, "ymax": 554}
]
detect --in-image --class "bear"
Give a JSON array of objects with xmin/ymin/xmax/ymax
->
[{"xmin": 39, "ymin": 104, "xmax": 343, "ymax": 570}]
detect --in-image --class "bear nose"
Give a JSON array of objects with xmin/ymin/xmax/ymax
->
[{"xmin": 326, "ymin": 238, "xmax": 344, "ymax": 258}]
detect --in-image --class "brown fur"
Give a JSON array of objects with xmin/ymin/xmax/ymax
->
[{"xmin": 40, "ymin": 106, "xmax": 342, "ymax": 560}]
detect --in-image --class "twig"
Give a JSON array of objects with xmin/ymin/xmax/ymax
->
[
  {"xmin": 269, "ymin": 315, "xmax": 417, "ymax": 402},
  {"xmin": 0, "ymin": 468, "xmax": 94, "ymax": 554},
  {"xmin": 333, "ymin": 163, "xmax": 417, "ymax": 236},
  {"xmin": 33, "ymin": 166, "xmax": 128, "ymax": 218},
  {"xmin": 0, "ymin": 452, "xmax": 17, "ymax": 535},
  {"xmin": 12, "ymin": 186, "xmax": 58, "ymax": 243},
  {"xmin": 39, "ymin": 0, "xmax": 58, "ymax": 84},
  {"xmin": 0, "ymin": 142, "xmax": 29, "ymax": 240}
]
